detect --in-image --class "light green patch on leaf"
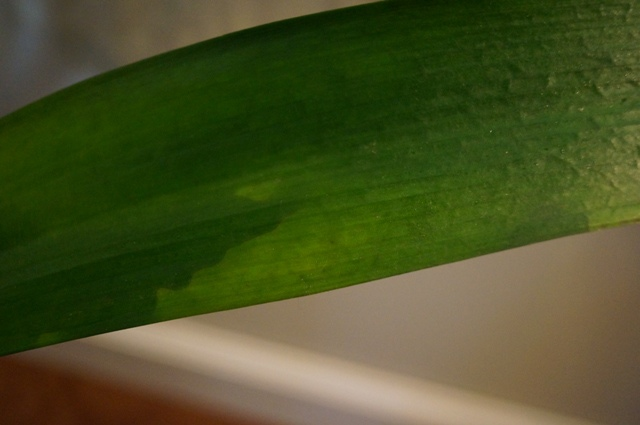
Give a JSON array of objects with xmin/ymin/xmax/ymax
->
[{"xmin": 235, "ymin": 179, "xmax": 282, "ymax": 202}]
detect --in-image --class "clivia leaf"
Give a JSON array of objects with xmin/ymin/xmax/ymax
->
[{"xmin": 1, "ymin": 0, "xmax": 639, "ymax": 355}]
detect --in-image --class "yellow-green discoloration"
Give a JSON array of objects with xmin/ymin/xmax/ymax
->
[{"xmin": 235, "ymin": 179, "xmax": 282, "ymax": 202}]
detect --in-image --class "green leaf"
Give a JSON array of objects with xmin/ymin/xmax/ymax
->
[{"xmin": 1, "ymin": 0, "xmax": 639, "ymax": 355}]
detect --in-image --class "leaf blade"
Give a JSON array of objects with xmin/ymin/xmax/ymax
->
[{"xmin": 1, "ymin": 0, "xmax": 640, "ymax": 354}]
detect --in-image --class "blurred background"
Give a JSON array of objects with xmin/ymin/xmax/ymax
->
[{"xmin": 1, "ymin": 1, "xmax": 640, "ymax": 424}]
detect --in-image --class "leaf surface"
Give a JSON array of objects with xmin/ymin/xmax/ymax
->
[{"xmin": 1, "ymin": 0, "xmax": 640, "ymax": 354}]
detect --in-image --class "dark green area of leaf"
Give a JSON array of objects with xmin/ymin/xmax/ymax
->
[{"xmin": 0, "ymin": 195, "xmax": 295, "ymax": 351}]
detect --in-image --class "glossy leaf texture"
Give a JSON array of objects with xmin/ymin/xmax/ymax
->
[{"xmin": 1, "ymin": 0, "xmax": 640, "ymax": 355}]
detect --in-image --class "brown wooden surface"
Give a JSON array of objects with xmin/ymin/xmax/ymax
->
[{"xmin": 0, "ymin": 357, "xmax": 276, "ymax": 425}]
